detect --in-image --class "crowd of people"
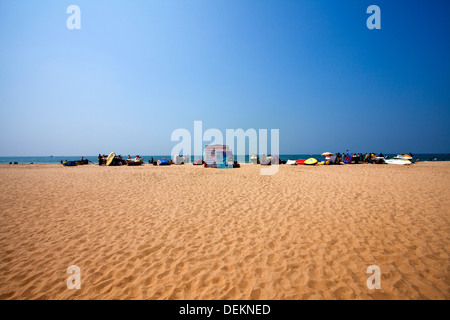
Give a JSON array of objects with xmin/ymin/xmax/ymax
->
[
  {"xmin": 335, "ymin": 152, "xmax": 414, "ymax": 164},
  {"xmin": 51, "ymin": 152, "xmax": 448, "ymax": 167}
]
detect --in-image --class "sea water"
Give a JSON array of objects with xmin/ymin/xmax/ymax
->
[{"xmin": 1, "ymin": 154, "xmax": 449, "ymax": 165}]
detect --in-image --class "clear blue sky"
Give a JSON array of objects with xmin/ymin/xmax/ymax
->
[{"xmin": 1, "ymin": 0, "xmax": 449, "ymax": 156}]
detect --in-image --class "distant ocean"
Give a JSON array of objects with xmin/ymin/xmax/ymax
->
[{"xmin": 1, "ymin": 154, "xmax": 449, "ymax": 164}]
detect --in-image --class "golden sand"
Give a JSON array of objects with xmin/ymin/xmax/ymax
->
[{"xmin": 0, "ymin": 162, "xmax": 449, "ymax": 299}]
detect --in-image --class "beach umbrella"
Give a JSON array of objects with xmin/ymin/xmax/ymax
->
[{"xmin": 321, "ymin": 152, "xmax": 333, "ymax": 157}]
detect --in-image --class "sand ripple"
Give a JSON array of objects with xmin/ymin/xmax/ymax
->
[{"xmin": 0, "ymin": 162, "xmax": 449, "ymax": 299}]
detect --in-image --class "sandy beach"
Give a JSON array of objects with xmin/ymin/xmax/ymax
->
[{"xmin": 0, "ymin": 162, "xmax": 449, "ymax": 300}]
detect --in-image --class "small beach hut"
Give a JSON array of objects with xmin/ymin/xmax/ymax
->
[{"xmin": 204, "ymin": 145, "xmax": 234, "ymax": 168}]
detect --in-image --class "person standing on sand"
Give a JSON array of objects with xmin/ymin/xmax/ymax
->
[{"xmin": 98, "ymin": 154, "xmax": 103, "ymax": 166}]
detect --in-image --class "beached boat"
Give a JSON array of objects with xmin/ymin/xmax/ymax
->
[
  {"xmin": 106, "ymin": 153, "xmax": 116, "ymax": 166},
  {"xmin": 385, "ymin": 159, "xmax": 412, "ymax": 165},
  {"xmin": 126, "ymin": 159, "xmax": 143, "ymax": 166},
  {"xmin": 371, "ymin": 156, "xmax": 386, "ymax": 164},
  {"xmin": 63, "ymin": 159, "xmax": 88, "ymax": 166},
  {"xmin": 304, "ymin": 158, "xmax": 318, "ymax": 165},
  {"xmin": 393, "ymin": 154, "xmax": 413, "ymax": 162},
  {"xmin": 76, "ymin": 159, "xmax": 89, "ymax": 165}
]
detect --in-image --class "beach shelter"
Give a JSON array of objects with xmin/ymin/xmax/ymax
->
[
  {"xmin": 204, "ymin": 145, "xmax": 234, "ymax": 168},
  {"xmin": 157, "ymin": 158, "xmax": 170, "ymax": 166}
]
